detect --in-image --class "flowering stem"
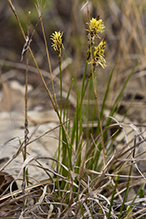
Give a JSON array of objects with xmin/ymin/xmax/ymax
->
[
  {"xmin": 86, "ymin": 15, "xmax": 107, "ymax": 166},
  {"xmin": 59, "ymin": 57, "xmax": 62, "ymax": 116},
  {"xmin": 91, "ymin": 69, "xmax": 106, "ymax": 165},
  {"xmin": 58, "ymin": 56, "xmax": 68, "ymax": 172}
]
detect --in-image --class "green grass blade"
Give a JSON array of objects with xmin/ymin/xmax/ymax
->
[
  {"xmin": 118, "ymin": 164, "xmax": 132, "ymax": 219},
  {"xmin": 100, "ymin": 57, "xmax": 118, "ymax": 120},
  {"xmin": 108, "ymin": 176, "xmax": 119, "ymax": 219},
  {"xmin": 124, "ymin": 183, "xmax": 144, "ymax": 218},
  {"xmin": 109, "ymin": 61, "xmax": 138, "ymax": 120}
]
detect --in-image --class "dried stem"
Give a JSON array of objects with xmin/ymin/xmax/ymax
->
[{"xmin": 22, "ymin": 11, "xmax": 31, "ymax": 212}]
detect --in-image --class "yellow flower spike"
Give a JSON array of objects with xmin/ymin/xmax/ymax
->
[
  {"xmin": 94, "ymin": 38, "xmax": 106, "ymax": 68},
  {"xmin": 94, "ymin": 37, "xmax": 106, "ymax": 57},
  {"xmin": 87, "ymin": 16, "xmax": 105, "ymax": 39},
  {"xmin": 50, "ymin": 31, "xmax": 64, "ymax": 57},
  {"xmin": 89, "ymin": 38, "xmax": 107, "ymax": 69}
]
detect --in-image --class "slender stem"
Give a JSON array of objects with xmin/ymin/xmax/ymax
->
[
  {"xmin": 87, "ymin": 28, "xmax": 106, "ymax": 167},
  {"xmin": 91, "ymin": 70, "xmax": 106, "ymax": 165},
  {"xmin": 59, "ymin": 57, "xmax": 62, "ymax": 117},
  {"xmin": 22, "ymin": 11, "xmax": 31, "ymax": 212},
  {"xmin": 58, "ymin": 56, "xmax": 62, "ymax": 171}
]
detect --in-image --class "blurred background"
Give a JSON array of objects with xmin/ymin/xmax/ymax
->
[{"xmin": 0, "ymin": 0, "xmax": 146, "ymax": 122}]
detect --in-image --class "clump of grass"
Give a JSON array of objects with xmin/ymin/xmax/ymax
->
[{"xmin": 1, "ymin": 0, "xmax": 146, "ymax": 218}]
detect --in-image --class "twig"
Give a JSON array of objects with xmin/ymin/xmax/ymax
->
[{"xmin": 22, "ymin": 11, "xmax": 31, "ymax": 212}]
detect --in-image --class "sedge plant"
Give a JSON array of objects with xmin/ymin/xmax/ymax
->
[{"xmin": 2, "ymin": 1, "xmax": 144, "ymax": 218}]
